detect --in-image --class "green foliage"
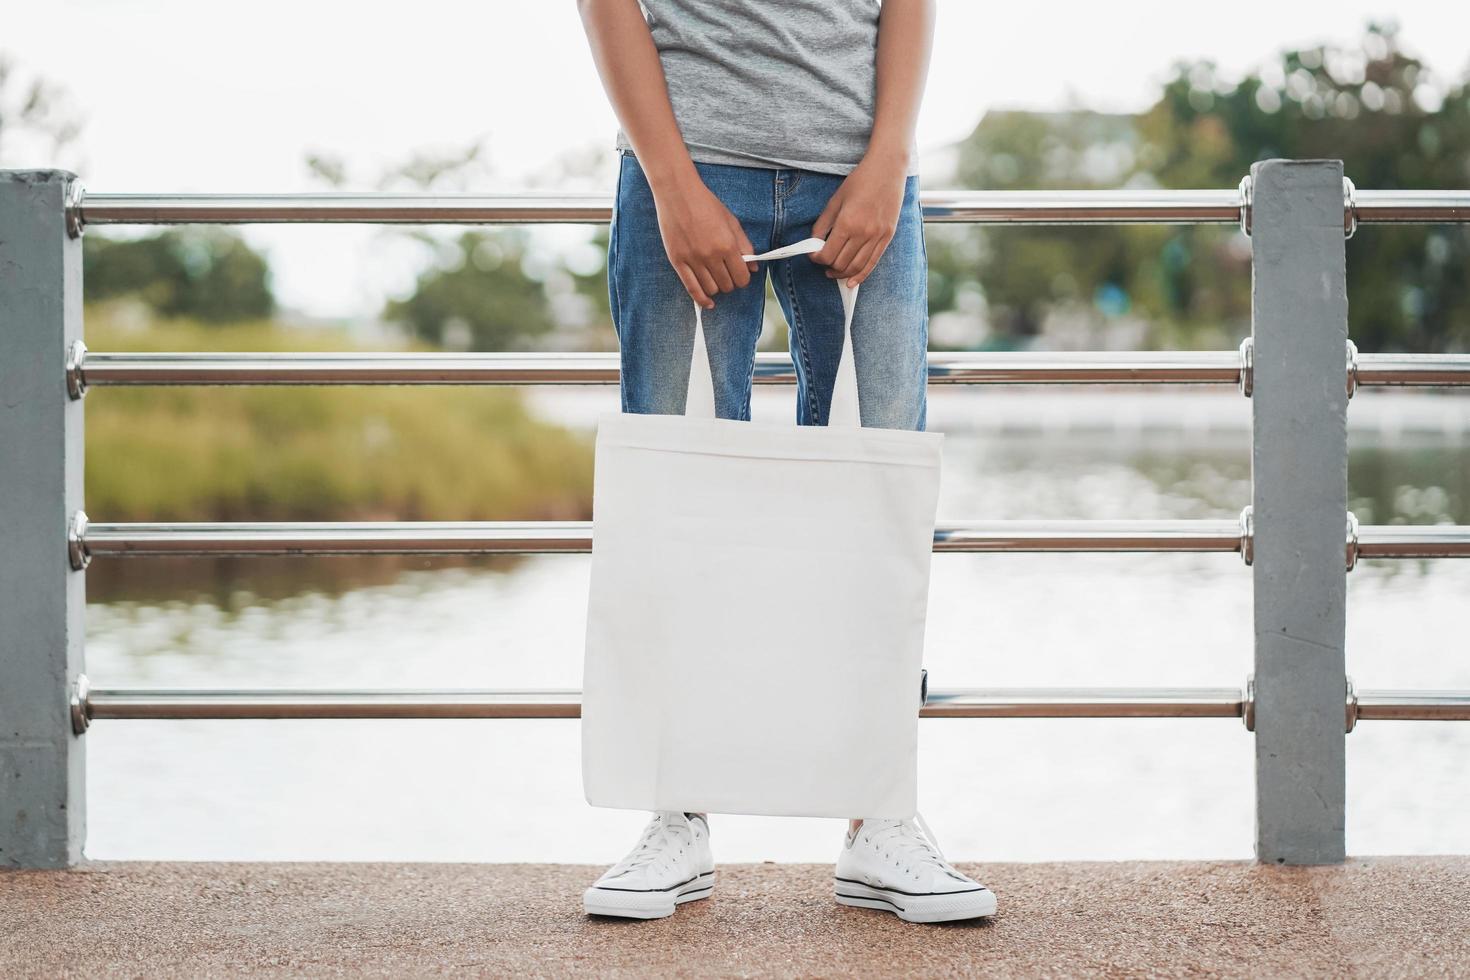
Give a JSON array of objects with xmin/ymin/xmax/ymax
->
[
  {"xmin": 1138, "ymin": 23, "xmax": 1470, "ymax": 352},
  {"xmin": 84, "ymin": 229, "xmax": 276, "ymax": 323},
  {"xmin": 305, "ymin": 138, "xmax": 574, "ymax": 351},
  {"xmin": 83, "ymin": 312, "xmax": 592, "ymax": 522},
  {"xmin": 941, "ymin": 23, "xmax": 1470, "ymax": 352},
  {"xmin": 383, "ymin": 230, "xmax": 556, "ymax": 351}
]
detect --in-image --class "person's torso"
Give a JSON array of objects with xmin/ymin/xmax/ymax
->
[{"xmin": 615, "ymin": 0, "xmax": 914, "ymax": 176}]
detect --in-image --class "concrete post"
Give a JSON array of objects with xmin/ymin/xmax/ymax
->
[
  {"xmin": 1248, "ymin": 159, "xmax": 1349, "ymax": 864},
  {"xmin": 0, "ymin": 170, "xmax": 87, "ymax": 868}
]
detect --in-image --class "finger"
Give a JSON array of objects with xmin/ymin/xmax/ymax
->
[
  {"xmin": 675, "ymin": 263, "xmax": 714, "ymax": 309},
  {"xmin": 722, "ymin": 252, "xmax": 752, "ymax": 290},
  {"xmin": 723, "ymin": 215, "xmax": 754, "ymax": 284},
  {"xmin": 811, "ymin": 196, "xmax": 841, "ymax": 245},
  {"xmin": 693, "ymin": 262, "xmax": 722, "ymax": 300},
  {"xmin": 849, "ymin": 237, "xmax": 889, "ymax": 286},
  {"xmin": 812, "ymin": 227, "xmax": 850, "ymax": 267},
  {"xmin": 826, "ymin": 233, "xmax": 866, "ymax": 278},
  {"xmin": 733, "ymin": 222, "xmax": 759, "ymax": 274},
  {"xmin": 708, "ymin": 257, "xmax": 736, "ymax": 294},
  {"xmin": 835, "ymin": 240, "xmax": 879, "ymax": 284}
]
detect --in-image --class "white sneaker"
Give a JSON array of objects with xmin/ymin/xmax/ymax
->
[
  {"xmin": 583, "ymin": 812, "xmax": 715, "ymax": 919},
  {"xmin": 835, "ymin": 814, "xmax": 997, "ymax": 923}
]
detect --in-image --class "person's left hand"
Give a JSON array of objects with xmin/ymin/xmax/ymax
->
[{"xmin": 809, "ymin": 155, "xmax": 908, "ymax": 286}]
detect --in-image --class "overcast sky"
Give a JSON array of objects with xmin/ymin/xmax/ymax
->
[{"xmin": 7, "ymin": 1, "xmax": 1469, "ymax": 317}]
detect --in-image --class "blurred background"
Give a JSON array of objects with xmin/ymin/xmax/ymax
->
[{"xmin": 4, "ymin": 2, "xmax": 1467, "ymax": 864}]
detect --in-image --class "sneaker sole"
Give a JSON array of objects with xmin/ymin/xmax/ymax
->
[
  {"xmin": 835, "ymin": 880, "xmax": 997, "ymax": 924},
  {"xmin": 583, "ymin": 872, "xmax": 715, "ymax": 920}
]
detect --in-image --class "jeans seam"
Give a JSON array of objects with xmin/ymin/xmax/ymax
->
[
  {"xmin": 740, "ymin": 271, "xmax": 762, "ymax": 421},
  {"xmin": 610, "ymin": 158, "xmax": 629, "ymax": 413},
  {"xmin": 913, "ymin": 184, "xmax": 929, "ymax": 432},
  {"xmin": 782, "ymin": 262, "xmax": 819, "ymax": 425},
  {"xmin": 742, "ymin": 318, "xmax": 756, "ymax": 421}
]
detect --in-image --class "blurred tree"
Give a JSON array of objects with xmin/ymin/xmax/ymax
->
[
  {"xmin": 0, "ymin": 52, "xmax": 82, "ymax": 165},
  {"xmin": 567, "ymin": 226, "xmax": 613, "ymax": 327},
  {"xmin": 1138, "ymin": 22, "xmax": 1470, "ymax": 352},
  {"xmin": 940, "ymin": 22, "xmax": 1470, "ymax": 352},
  {"xmin": 83, "ymin": 230, "xmax": 276, "ymax": 322},
  {"xmin": 383, "ymin": 230, "xmax": 554, "ymax": 350},
  {"xmin": 2, "ymin": 53, "xmax": 273, "ymax": 324},
  {"xmin": 306, "ymin": 138, "xmax": 565, "ymax": 350}
]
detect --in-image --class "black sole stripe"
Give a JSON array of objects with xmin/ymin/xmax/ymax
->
[
  {"xmin": 834, "ymin": 876, "xmax": 989, "ymax": 898},
  {"xmin": 837, "ymin": 891, "xmax": 905, "ymax": 912},
  {"xmin": 594, "ymin": 871, "xmax": 714, "ymax": 894}
]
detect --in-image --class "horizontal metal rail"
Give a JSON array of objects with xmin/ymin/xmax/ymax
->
[
  {"xmin": 1354, "ymin": 525, "xmax": 1470, "ymax": 561},
  {"xmin": 1354, "ymin": 353, "xmax": 1470, "ymax": 388},
  {"xmin": 68, "ymin": 348, "xmax": 1246, "ymax": 390},
  {"xmin": 72, "ymin": 188, "xmax": 1470, "ymax": 229},
  {"xmin": 79, "ymin": 192, "xmax": 617, "ymax": 226},
  {"xmin": 931, "ymin": 520, "xmax": 1244, "ymax": 554},
  {"xmin": 68, "ymin": 515, "xmax": 1470, "ymax": 568},
  {"xmin": 83, "ymin": 687, "xmax": 585, "ymax": 722},
  {"xmin": 65, "ymin": 348, "xmax": 1470, "ymax": 395},
  {"xmin": 69, "ymin": 684, "xmax": 1470, "ymax": 733},
  {"xmin": 1355, "ymin": 691, "xmax": 1470, "ymax": 722},
  {"xmin": 921, "ymin": 687, "xmax": 1244, "ymax": 719},
  {"xmin": 68, "ymin": 515, "xmax": 1249, "ymax": 567},
  {"xmin": 77, "ymin": 189, "xmax": 1246, "ymax": 227},
  {"xmin": 72, "ymin": 685, "xmax": 1245, "ymax": 729},
  {"xmin": 1352, "ymin": 190, "xmax": 1470, "ymax": 225}
]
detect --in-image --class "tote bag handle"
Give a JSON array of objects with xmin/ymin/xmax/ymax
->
[{"xmin": 685, "ymin": 237, "xmax": 861, "ymax": 428}]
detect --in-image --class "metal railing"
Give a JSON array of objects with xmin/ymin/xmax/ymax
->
[
  {"xmin": 66, "ymin": 348, "xmax": 1250, "ymax": 390},
  {"xmin": 1353, "ymin": 352, "xmax": 1470, "ymax": 387},
  {"xmin": 4, "ymin": 162, "xmax": 1470, "ymax": 871},
  {"xmin": 65, "ymin": 514, "xmax": 1470, "ymax": 567},
  {"xmin": 64, "ymin": 347, "xmax": 1470, "ymax": 391},
  {"xmin": 68, "ymin": 516, "xmax": 1250, "ymax": 564},
  {"xmin": 67, "ymin": 682, "xmax": 1470, "ymax": 732},
  {"xmin": 72, "ymin": 186, "xmax": 1470, "ymax": 228}
]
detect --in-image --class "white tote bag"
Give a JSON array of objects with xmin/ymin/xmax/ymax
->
[{"xmin": 582, "ymin": 238, "xmax": 943, "ymax": 819}]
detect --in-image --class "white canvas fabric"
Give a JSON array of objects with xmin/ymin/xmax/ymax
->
[{"xmin": 582, "ymin": 238, "xmax": 943, "ymax": 819}]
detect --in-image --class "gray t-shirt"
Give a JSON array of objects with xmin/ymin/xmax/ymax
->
[{"xmin": 614, "ymin": 0, "xmax": 918, "ymax": 176}]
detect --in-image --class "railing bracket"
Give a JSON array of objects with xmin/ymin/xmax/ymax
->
[
  {"xmin": 65, "ymin": 339, "xmax": 89, "ymax": 400},
  {"xmin": 70, "ymin": 674, "xmax": 91, "ymax": 735},
  {"xmin": 1346, "ymin": 512, "xmax": 1360, "ymax": 572},
  {"xmin": 68, "ymin": 510, "xmax": 91, "ymax": 571},
  {"xmin": 1237, "ymin": 337, "xmax": 1253, "ymax": 397},
  {"xmin": 1238, "ymin": 506, "xmax": 1254, "ymax": 566},
  {"xmin": 64, "ymin": 177, "xmax": 85, "ymax": 239},
  {"xmin": 1346, "ymin": 339, "xmax": 1359, "ymax": 400}
]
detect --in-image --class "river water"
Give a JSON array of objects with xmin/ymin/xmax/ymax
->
[{"xmin": 83, "ymin": 388, "xmax": 1470, "ymax": 864}]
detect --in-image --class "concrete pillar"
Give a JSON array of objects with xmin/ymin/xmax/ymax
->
[
  {"xmin": 1248, "ymin": 159, "xmax": 1349, "ymax": 864},
  {"xmin": 0, "ymin": 170, "xmax": 87, "ymax": 868}
]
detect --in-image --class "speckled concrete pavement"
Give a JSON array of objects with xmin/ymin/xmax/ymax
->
[{"xmin": 3, "ymin": 858, "xmax": 1468, "ymax": 978}]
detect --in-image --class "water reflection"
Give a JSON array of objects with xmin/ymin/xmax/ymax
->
[{"xmin": 83, "ymin": 394, "xmax": 1470, "ymax": 863}]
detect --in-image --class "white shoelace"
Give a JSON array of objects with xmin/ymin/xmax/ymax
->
[
  {"xmin": 860, "ymin": 812, "xmax": 968, "ymax": 882},
  {"xmin": 610, "ymin": 812, "xmax": 692, "ymax": 877}
]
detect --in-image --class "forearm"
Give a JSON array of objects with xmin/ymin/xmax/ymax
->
[
  {"xmin": 866, "ymin": 0, "xmax": 935, "ymax": 171},
  {"xmin": 576, "ymin": 0, "xmax": 698, "ymax": 192}
]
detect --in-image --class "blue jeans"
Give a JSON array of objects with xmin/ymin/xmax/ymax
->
[{"xmin": 607, "ymin": 152, "xmax": 929, "ymax": 430}]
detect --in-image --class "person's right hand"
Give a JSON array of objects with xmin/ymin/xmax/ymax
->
[{"xmin": 652, "ymin": 178, "xmax": 758, "ymax": 310}]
